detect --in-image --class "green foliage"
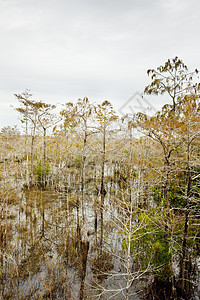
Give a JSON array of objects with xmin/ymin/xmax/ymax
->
[
  {"xmin": 169, "ymin": 166, "xmax": 200, "ymax": 208},
  {"xmin": 33, "ymin": 160, "xmax": 50, "ymax": 183},
  {"xmin": 152, "ymin": 185, "xmax": 162, "ymax": 204},
  {"xmin": 73, "ymin": 155, "xmax": 83, "ymax": 168},
  {"xmin": 121, "ymin": 208, "xmax": 172, "ymax": 281},
  {"xmin": 152, "ymin": 165, "xmax": 200, "ymax": 208}
]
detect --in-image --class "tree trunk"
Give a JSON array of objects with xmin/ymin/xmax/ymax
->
[
  {"xmin": 100, "ymin": 128, "xmax": 106, "ymax": 251},
  {"xmin": 179, "ymin": 124, "xmax": 192, "ymax": 297},
  {"xmin": 162, "ymin": 160, "xmax": 170, "ymax": 210},
  {"xmin": 93, "ymin": 166, "xmax": 98, "ymax": 240},
  {"xmin": 43, "ymin": 127, "xmax": 47, "ymax": 186},
  {"xmin": 43, "ymin": 127, "xmax": 47, "ymax": 168},
  {"xmin": 81, "ymin": 129, "xmax": 87, "ymax": 224},
  {"xmin": 79, "ymin": 241, "xmax": 89, "ymax": 300},
  {"xmin": 30, "ymin": 135, "xmax": 35, "ymax": 186}
]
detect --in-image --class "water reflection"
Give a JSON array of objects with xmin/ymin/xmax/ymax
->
[{"xmin": 0, "ymin": 174, "xmax": 141, "ymax": 299}]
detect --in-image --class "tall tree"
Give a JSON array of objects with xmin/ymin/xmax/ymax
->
[
  {"xmin": 61, "ymin": 97, "xmax": 93, "ymax": 229},
  {"xmin": 14, "ymin": 90, "xmax": 32, "ymax": 183},
  {"xmin": 15, "ymin": 92, "xmax": 55, "ymax": 186},
  {"xmin": 144, "ymin": 56, "xmax": 199, "ymax": 111},
  {"xmin": 94, "ymin": 100, "xmax": 118, "ymax": 249},
  {"xmin": 37, "ymin": 103, "xmax": 57, "ymax": 168},
  {"xmin": 176, "ymin": 94, "xmax": 200, "ymax": 298},
  {"xmin": 60, "ymin": 97, "xmax": 93, "ymax": 299}
]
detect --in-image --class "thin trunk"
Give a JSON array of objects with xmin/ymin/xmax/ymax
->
[
  {"xmin": 25, "ymin": 119, "xmax": 29, "ymax": 185},
  {"xmin": 126, "ymin": 133, "xmax": 134, "ymax": 300},
  {"xmin": 30, "ymin": 134, "xmax": 35, "ymax": 186},
  {"xmin": 42, "ymin": 198, "xmax": 45, "ymax": 237},
  {"xmin": 43, "ymin": 127, "xmax": 47, "ymax": 168},
  {"xmin": 180, "ymin": 210, "xmax": 189, "ymax": 292},
  {"xmin": 43, "ymin": 127, "xmax": 47, "ymax": 187},
  {"xmin": 162, "ymin": 160, "xmax": 170, "ymax": 210},
  {"xmin": 126, "ymin": 182, "xmax": 133, "ymax": 300},
  {"xmin": 66, "ymin": 179, "xmax": 70, "ymax": 266},
  {"xmin": 81, "ymin": 129, "xmax": 87, "ymax": 224},
  {"xmin": 94, "ymin": 166, "xmax": 98, "ymax": 239},
  {"xmin": 79, "ymin": 241, "xmax": 89, "ymax": 300},
  {"xmin": 79, "ymin": 128, "xmax": 89, "ymax": 299},
  {"xmin": 100, "ymin": 128, "xmax": 106, "ymax": 251},
  {"xmin": 76, "ymin": 178, "xmax": 81, "ymax": 245},
  {"xmin": 180, "ymin": 124, "xmax": 191, "ymax": 295}
]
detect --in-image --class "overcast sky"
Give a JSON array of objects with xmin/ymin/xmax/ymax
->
[{"xmin": 0, "ymin": 0, "xmax": 200, "ymax": 129}]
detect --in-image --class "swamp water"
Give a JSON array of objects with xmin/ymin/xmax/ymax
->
[{"xmin": 0, "ymin": 177, "xmax": 142, "ymax": 300}]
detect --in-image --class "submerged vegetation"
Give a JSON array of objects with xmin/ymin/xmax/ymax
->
[{"xmin": 0, "ymin": 57, "xmax": 200, "ymax": 299}]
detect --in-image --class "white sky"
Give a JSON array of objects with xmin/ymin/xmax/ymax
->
[{"xmin": 0, "ymin": 0, "xmax": 200, "ymax": 129}]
